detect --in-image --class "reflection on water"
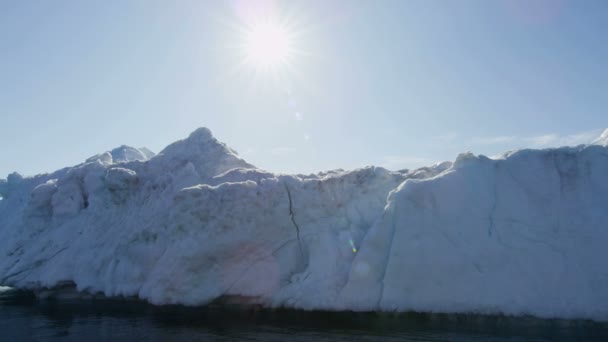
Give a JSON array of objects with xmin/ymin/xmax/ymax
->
[{"xmin": 1, "ymin": 288, "xmax": 607, "ymax": 341}]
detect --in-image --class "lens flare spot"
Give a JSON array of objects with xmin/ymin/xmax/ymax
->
[{"xmin": 349, "ymin": 239, "xmax": 357, "ymax": 253}]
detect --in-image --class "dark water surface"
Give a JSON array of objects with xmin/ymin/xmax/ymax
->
[{"xmin": 1, "ymin": 289, "xmax": 607, "ymax": 341}]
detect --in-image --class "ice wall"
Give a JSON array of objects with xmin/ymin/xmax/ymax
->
[{"xmin": 1, "ymin": 127, "xmax": 607, "ymax": 321}]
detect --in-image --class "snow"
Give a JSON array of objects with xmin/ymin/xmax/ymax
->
[
  {"xmin": 342, "ymin": 146, "xmax": 608, "ymax": 320},
  {"xmin": 1, "ymin": 128, "xmax": 607, "ymax": 321},
  {"xmin": 593, "ymin": 128, "xmax": 608, "ymax": 146},
  {"xmin": 86, "ymin": 146, "xmax": 156, "ymax": 165}
]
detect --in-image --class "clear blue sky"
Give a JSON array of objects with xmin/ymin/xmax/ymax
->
[{"xmin": 1, "ymin": 0, "xmax": 607, "ymax": 177}]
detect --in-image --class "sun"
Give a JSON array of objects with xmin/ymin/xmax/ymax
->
[{"xmin": 244, "ymin": 20, "xmax": 293, "ymax": 69}]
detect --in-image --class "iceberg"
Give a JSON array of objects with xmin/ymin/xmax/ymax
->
[{"xmin": 1, "ymin": 127, "xmax": 607, "ymax": 321}]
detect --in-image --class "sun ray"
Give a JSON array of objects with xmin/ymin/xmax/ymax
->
[{"xmin": 243, "ymin": 19, "xmax": 293, "ymax": 69}]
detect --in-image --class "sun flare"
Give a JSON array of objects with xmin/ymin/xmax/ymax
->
[{"xmin": 244, "ymin": 20, "xmax": 292, "ymax": 68}]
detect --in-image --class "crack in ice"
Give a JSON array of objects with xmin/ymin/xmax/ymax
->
[
  {"xmin": 1, "ymin": 246, "xmax": 69, "ymax": 284},
  {"xmin": 284, "ymin": 183, "xmax": 305, "ymax": 260}
]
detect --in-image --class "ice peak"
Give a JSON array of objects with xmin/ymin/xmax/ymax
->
[
  {"xmin": 159, "ymin": 127, "xmax": 223, "ymax": 156},
  {"xmin": 156, "ymin": 127, "xmax": 254, "ymax": 178},
  {"xmin": 188, "ymin": 127, "xmax": 214, "ymax": 142}
]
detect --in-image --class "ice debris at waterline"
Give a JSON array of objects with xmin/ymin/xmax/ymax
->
[{"xmin": 1, "ymin": 127, "xmax": 608, "ymax": 321}]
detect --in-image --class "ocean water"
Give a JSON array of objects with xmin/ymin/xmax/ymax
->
[{"xmin": 1, "ymin": 288, "xmax": 607, "ymax": 341}]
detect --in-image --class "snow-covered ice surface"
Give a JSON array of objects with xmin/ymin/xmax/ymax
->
[
  {"xmin": 1, "ymin": 127, "xmax": 607, "ymax": 321},
  {"xmin": 593, "ymin": 128, "xmax": 608, "ymax": 146},
  {"xmin": 86, "ymin": 145, "xmax": 156, "ymax": 165}
]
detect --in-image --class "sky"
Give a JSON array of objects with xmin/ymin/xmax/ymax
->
[{"xmin": 1, "ymin": 0, "xmax": 607, "ymax": 177}]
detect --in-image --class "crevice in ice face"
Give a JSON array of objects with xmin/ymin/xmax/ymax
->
[
  {"xmin": 79, "ymin": 176, "xmax": 89, "ymax": 210},
  {"xmin": 284, "ymin": 183, "xmax": 305, "ymax": 260},
  {"xmin": 1, "ymin": 246, "xmax": 69, "ymax": 284},
  {"xmin": 377, "ymin": 208, "xmax": 399, "ymax": 308}
]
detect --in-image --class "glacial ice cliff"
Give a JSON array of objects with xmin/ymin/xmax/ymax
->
[{"xmin": 1, "ymin": 127, "xmax": 607, "ymax": 321}]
